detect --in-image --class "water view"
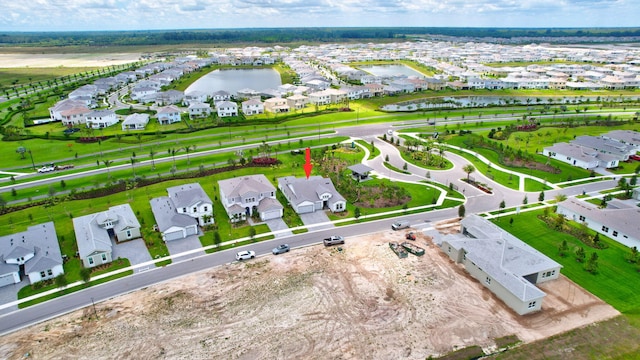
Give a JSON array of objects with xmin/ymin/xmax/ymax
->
[
  {"xmin": 358, "ymin": 64, "xmax": 426, "ymax": 78},
  {"xmin": 185, "ymin": 68, "xmax": 282, "ymax": 96}
]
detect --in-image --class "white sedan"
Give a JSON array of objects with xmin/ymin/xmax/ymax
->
[{"xmin": 235, "ymin": 250, "xmax": 256, "ymax": 261}]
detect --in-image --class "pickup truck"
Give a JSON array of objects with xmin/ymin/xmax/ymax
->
[
  {"xmin": 323, "ymin": 235, "xmax": 345, "ymax": 246},
  {"xmin": 37, "ymin": 166, "xmax": 55, "ymax": 173},
  {"xmin": 391, "ymin": 220, "xmax": 410, "ymax": 231}
]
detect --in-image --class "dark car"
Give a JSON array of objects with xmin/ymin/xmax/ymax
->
[
  {"xmin": 272, "ymin": 244, "xmax": 290, "ymax": 255},
  {"xmin": 63, "ymin": 128, "xmax": 80, "ymax": 134}
]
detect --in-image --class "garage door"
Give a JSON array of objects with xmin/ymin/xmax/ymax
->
[
  {"xmin": 164, "ymin": 230, "xmax": 185, "ymax": 242},
  {"xmin": 297, "ymin": 205, "xmax": 314, "ymax": 214},
  {"xmin": 261, "ymin": 209, "xmax": 282, "ymax": 221},
  {"xmin": 186, "ymin": 225, "xmax": 198, "ymax": 236},
  {"xmin": 0, "ymin": 273, "xmax": 17, "ymax": 287}
]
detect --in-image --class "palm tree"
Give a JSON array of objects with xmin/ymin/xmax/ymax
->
[
  {"xmin": 130, "ymin": 157, "xmax": 137, "ymax": 178},
  {"xmin": 149, "ymin": 149, "xmax": 157, "ymax": 170},
  {"xmin": 103, "ymin": 159, "xmax": 113, "ymax": 179},
  {"xmin": 463, "ymin": 164, "xmax": 475, "ymax": 182},
  {"xmin": 183, "ymin": 145, "xmax": 192, "ymax": 165}
]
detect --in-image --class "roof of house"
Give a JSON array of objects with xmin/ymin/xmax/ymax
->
[
  {"xmin": 348, "ymin": 164, "xmax": 374, "ymax": 174},
  {"xmin": 122, "ymin": 113, "xmax": 150, "ymax": 126},
  {"xmin": 188, "ymin": 102, "xmax": 211, "ymax": 109},
  {"xmin": 216, "ymin": 100, "xmax": 237, "ymax": 108},
  {"xmin": 166, "ymin": 183, "xmax": 212, "ymax": 209},
  {"xmin": 277, "ymin": 176, "xmax": 345, "ymax": 207},
  {"xmin": 73, "ymin": 204, "xmax": 140, "ymax": 259},
  {"xmin": 0, "ymin": 222, "xmax": 62, "ymax": 274},
  {"xmin": 157, "ymin": 105, "xmax": 181, "ymax": 114},
  {"xmin": 150, "ymin": 197, "xmax": 198, "ymax": 232},
  {"xmin": 571, "ymin": 135, "xmax": 635, "ymax": 156},
  {"xmin": 557, "ymin": 198, "xmax": 640, "ymax": 239},
  {"xmin": 257, "ymin": 197, "xmax": 283, "ymax": 212},
  {"xmin": 219, "ymin": 175, "xmax": 275, "ymax": 200},
  {"xmin": 242, "ymin": 99, "xmax": 263, "ymax": 106},
  {"xmin": 545, "ymin": 143, "xmax": 598, "ymax": 162},
  {"xmin": 437, "ymin": 215, "xmax": 562, "ymax": 302},
  {"xmin": 602, "ymin": 130, "xmax": 640, "ymax": 146},
  {"xmin": 86, "ymin": 109, "xmax": 116, "ymax": 118}
]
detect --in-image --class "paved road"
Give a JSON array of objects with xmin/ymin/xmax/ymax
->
[{"xmin": 0, "ymin": 120, "xmax": 626, "ymax": 335}]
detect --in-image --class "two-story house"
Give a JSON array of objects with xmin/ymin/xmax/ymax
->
[{"xmin": 219, "ymin": 175, "xmax": 283, "ymax": 222}]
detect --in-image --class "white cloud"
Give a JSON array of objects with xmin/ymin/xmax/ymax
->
[{"xmin": 0, "ymin": 0, "xmax": 637, "ymax": 31}]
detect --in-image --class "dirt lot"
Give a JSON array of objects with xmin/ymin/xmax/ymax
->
[
  {"xmin": 0, "ymin": 53, "xmax": 141, "ymax": 68},
  {"xmin": 0, "ymin": 224, "xmax": 619, "ymax": 360}
]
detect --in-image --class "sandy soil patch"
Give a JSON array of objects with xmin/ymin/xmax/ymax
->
[
  {"xmin": 0, "ymin": 53, "xmax": 141, "ymax": 68},
  {"xmin": 0, "ymin": 224, "xmax": 619, "ymax": 360}
]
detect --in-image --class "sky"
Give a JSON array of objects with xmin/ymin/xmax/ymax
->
[{"xmin": 1, "ymin": 0, "xmax": 638, "ymax": 32}]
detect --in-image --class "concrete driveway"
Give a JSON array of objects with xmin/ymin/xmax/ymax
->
[
  {"xmin": 111, "ymin": 238, "xmax": 154, "ymax": 269},
  {"xmin": 265, "ymin": 218, "xmax": 293, "ymax": 238},
  {"xmin": 299, "ymin": 211, "xmax": 335, "ymax": 231},
  {"xmin": 165, "ymin": 234, "xmax": 205, "ymax": 262},
  {"xmin": 0, "ymin": 280, "xmax": 25, "ymax": 315}
]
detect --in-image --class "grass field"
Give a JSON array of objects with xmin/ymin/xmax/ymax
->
[{"xmin": 0, "ymin": 67, "xmax": 100, "ymax": 88}]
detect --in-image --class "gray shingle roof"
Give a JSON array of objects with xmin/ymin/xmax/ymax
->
[
  {"xmin": 348, "ymin": 164, "xmax": 374, "ymax": 174},
  {"xmin": 277, "ymin": 176, "xmax": 345, "ymax": 206},
  {"xmin": 571, "ymin": 135, "xmax": 634, "ymax": 158},
  {"xmin": 0, "ymin": 222, "xmax": 62, "ymax": 274},
  {"xmin": 166, "ymin": 183, "xmax": 212, "ymax": 209},
  {"xmin": 219, "ymin": 174, "xmax": 275, "ymax": 200},
  {"xmin": 557, "ymin": 198, "xmax": 640, "ymax": 242},
  {"xmin": 150, "ymin": 197, "xmax": 198, "ymax": 232}
]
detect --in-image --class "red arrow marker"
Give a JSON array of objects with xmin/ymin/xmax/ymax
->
[{"xmin": 303, "ymin": 147, "xmax": 313, "ymax": 179}]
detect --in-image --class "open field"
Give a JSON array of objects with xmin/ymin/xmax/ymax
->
[
  {"xmin": 0, "ymin": 67, "xmax": 102, "ymax": 88},
  {"xmin": 0, "ymin": 225, "xmax": 620, "ymax": 359},
  {"xmin": 0, "ymin": 53, "xmax": 141, "ymax": 68}
]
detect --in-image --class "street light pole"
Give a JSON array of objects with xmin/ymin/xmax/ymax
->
[
  {"xmin": 91, "ymin": 297, "xmax": 98, "ymax": 319},
  {"xmin": 27, "ymin": 149, "xmax": 36, "ymax": 170}
]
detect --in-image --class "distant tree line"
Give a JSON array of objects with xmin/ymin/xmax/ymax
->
[{"xmin": 1, "ymin": 27, "xmax": 640, "ymax": 47}]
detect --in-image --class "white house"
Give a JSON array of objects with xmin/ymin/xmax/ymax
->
[
  {"xmin": 217, "ymin": 101, "xmax": 238, "ymax": 117},
  {"xmin": 212, "ymin": 90, "xmax": 231, "ymax": 102},
  {"xmin": 542, "ymin": 143, "xmax": 614, "ymax": 170},
  {"xmin": 436, "ymin": 215, "xmax": 562, "ymax": 315},
  {"xmin": 188, "ymin": 102, "xmax": 212, "ymax": 119},
  {"xmin": 263, "ymin": 97, "xmax": 290, "ymax": 113},
  {"xmin": 241, "ymin": 98, "xmax": 264, "ymax": 115},
  {"xmin": 73, "ymin": 204, "xmax": 142, "ymax": 268},
  {"xmin": 183, "ymin": 91, "xmax": 209, "ymax": 105},
  {"xmin": 49, "ymin": 99, "xmax": 91, "ymax": 125},
  {"xmin": 150, "ymin": 183, "xmax": 214, "ymax": 242},
  {"xmin": 121, "ymin": 113, "xmax": 150, "ymax": 131},
  {"xmin": 85, "ymin": 110, "xmax": 118, "ymax": 129},
  {"xmin": 556, "ymin": 198, "xmax": 640, "ymax": 249},
  {"xmin": 277, "ymin": 176, "xmax": 346, "ymax": 214},
  {"xmin": 219, "ymin": 175, "xmax": 283, "ymax": 222},
  {"xmin": 157, "ymin": 105, "xmax": 182, "ymax": 125},
  {"xmin": 0, "ymin": 222, "xmax": 64, "ymax": 287},
  {"xmin": 286, "ymin": 94, "xmax": 308, "ymax": 110}
]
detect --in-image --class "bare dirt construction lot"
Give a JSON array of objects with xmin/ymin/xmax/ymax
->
[
  {"xmin": 0, "ymin": 53, "xmax": 141, "ymax": 68},
  {"xmin": 0, "ymin": 226, "xmax": 619, "ymax": 360}
]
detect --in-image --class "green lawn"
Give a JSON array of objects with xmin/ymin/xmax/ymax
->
[
  {"xmin": 0, "ymin": 67, "xmax": 100, "ymax": 88},
  {"xmin": 355, "ymin": 139, "xmax": 380, "ymax": 160},
  {"xmin": 492, "ymin": 211, "xmax": 640, "ymax": 313}
]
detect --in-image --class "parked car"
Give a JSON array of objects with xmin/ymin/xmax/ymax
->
[
  {"xmin": 323, "ymin": 236, "xmax": 345, "ymax": 246},
  {"xmin": 391, "ymin": 220, "xmax": 410, "ymax": 230},
  {"xmin": 630, "ymin": 154, "xmax": 640, "ymax": 161},
  {"xmin": 235, "ymin": 250, "xmax": 255, "ymax": 261},
  {"xmin": 63, "ymin": 127, "xmax": 80, "ymax": 134},
  {"xmin": 272, "ymin": 244, "xmax": 290, "ymax": 255}
]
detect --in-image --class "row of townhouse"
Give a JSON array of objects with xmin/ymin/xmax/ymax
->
[{"xmin": 542, "ymin": 130, "xmax": 640, "ymax": 170}]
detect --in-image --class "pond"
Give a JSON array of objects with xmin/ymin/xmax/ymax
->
[
  {"xmin": 185, "ymin": 68, "xmax": 282, "ymax": 96},
  {"xmin": 358, "ymin": 64, "xmax": 426, "ymax": 78}
]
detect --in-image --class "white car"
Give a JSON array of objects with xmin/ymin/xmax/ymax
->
[
  {"xmin": 37, "ymin": 166, "xmax": 55, "ymax": 173},
  {"xmin": 235, "ymin": 250, "xmax": 255, "ymax": 261}
]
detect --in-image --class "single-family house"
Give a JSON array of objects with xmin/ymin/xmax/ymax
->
[
  {"xmin": 130, "ymin": 86, "xmax": 158, "ymax": 101},
  {"xmin": 542, "ymin": 143, "xmax": 619, "ymax": 169},
  {"xmin": 556, "ymin": 198, "xmax": 640, "ymax": 249},
  {"xmin": 308, "ymin": 90, "xmax": 331, "ymax": 106},
  {"xmin": 263, "ymin": 97, "xmax": 290, "ymax": 113},
  {"xmin": 219, "ymin": 174, "xmax": 284, "ymax": 222},
  {"xmin": 571, "ymin": 135, "xmax": 635, "ymax": 161},
  {"xmin": 121, "ymin": 113, "xmax": 150, "ymax": 131},
  {"xmin": 286, "ymin": 94, "xmax": 309, "ymax": 110},
  {"xmin": 277, "ymin": 176, "xmax": 346, "ymax": 214},
  {"xmin": 73, "ymin": 204, "xmax": 142, "ymax": 268},
  {"xmin": 166, "ymin": 183, "xmax": 214, "ymax": 226},
  {"xmin": 183, "ymin": 91, "xmax": 209, "ymax": 106},
  {"xmin": 188, "ymin": 102, "xmax": 212, "ymax": 119},
  {"xmin": 212, "ymin": 90, "xmax": 231, "ymax": 103},
  {"xmin": 241, "ymin": 99, "xmax": 264, "ymax": 115},
  {"xmin": 157, "ymin": 105, "xmax": 182, "ymax": 125},
  {"xmin": 364, "ymin": 83, "xmax": 384, "ymax": 96},
  {"xmin": 0, "ymin": 222, "xmax": 63, "ymax": 287},
  {"xmin": 49, "ymin": 99, "xmax": 91, "ymax": 125},
  {"xmin": 600, "ymin": 130, "xmax": 640, "ymax": 151},
  {"xmin": 85, "ymin": 110, "xmax": 118, "ymax": 129},
  {"xmin": 150, "ymin": 197, "xmax": 199, "ymax": 242},
  {"xmin": 155, "ymin": 90, "xmax": 184, "ymax": 106},
  {"xmin": 217, "ymin": 101, "xmax": 238, "ymax": 117},
  {"xmin": 435, "ymin": 215, "xmax": 562, "ymax": 315}
]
